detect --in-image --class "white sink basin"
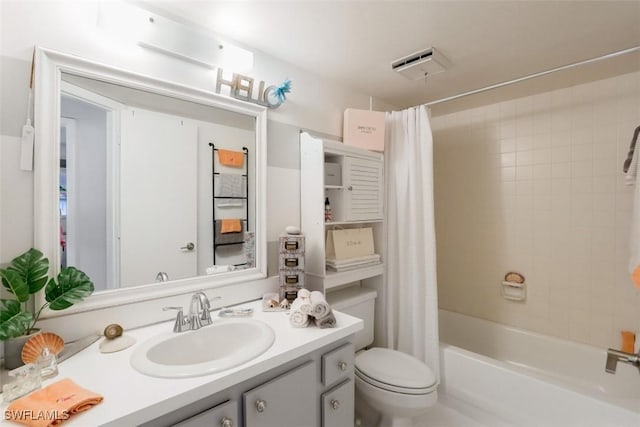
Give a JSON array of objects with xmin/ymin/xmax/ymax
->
[{"xmin": 130, "ymin": 318, "xmax": 275, "ymax": 378}]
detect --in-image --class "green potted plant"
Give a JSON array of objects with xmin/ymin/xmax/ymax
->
[{"xmin": 0, "ymin": 248, "xmax": 94, "ymax": 369}]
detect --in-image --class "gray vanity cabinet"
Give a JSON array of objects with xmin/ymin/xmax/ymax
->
[
  {"xmin": 156, "ymin": 339, "xmax": 354, "ymax": 427},
  {"xmin": 173, "ymin": 400, "xmax": 237, "ymax": 427},
  {"xmin": 322, "ymin": 379, "xmax": 354, "ymax": 427},
  {"xmin": 243, "ymin": 360, "xmax": 317, "ymax": 427}
]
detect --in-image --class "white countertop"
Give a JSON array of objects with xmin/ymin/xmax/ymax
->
[{"xmin": 1, "ymin": 300, "xmax": 362, "ymax": 426}]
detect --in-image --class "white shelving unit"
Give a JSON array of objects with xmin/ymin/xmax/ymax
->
[{"xmin": 300, "ymin": 132, "xmax": 385, "ymax": 331}]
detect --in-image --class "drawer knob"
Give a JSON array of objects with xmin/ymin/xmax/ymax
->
[
  {"xmin": 256, "ymin": 399, "xmax": 267, "ymax": 413},
  {"xmin": 221, "ymin": 417, "xmax": 233, "ymax": 427},
  {"xmin": 338, "ymin": 361, "xmax": 348, "ymax": 371},
  {"xmin": 330, "ymin": 399, "xmax": 340, "ymax": 410}
]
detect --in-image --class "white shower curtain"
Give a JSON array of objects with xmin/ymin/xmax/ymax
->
[{"xmin": 385, "ymin": 105, "xmax": 439, "ymax": 381}]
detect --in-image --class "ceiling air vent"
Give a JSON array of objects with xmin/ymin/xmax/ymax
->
[{"xmin": 391, "ymin": 47, "xmax": 449, "ymax": 80}]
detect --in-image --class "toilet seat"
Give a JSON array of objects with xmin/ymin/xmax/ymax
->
[{"xmin": 355, "ymin": 348, "xmax": 437, "ymax": 395}]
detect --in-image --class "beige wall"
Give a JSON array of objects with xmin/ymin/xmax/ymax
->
[{"xmin": 432, "ymin": 71, "xmax": 640, "ymax": 349}]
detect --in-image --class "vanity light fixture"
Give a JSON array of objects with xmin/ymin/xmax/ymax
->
[{"xmin": 97, "ymin": 1, "xmax": 254, "ymax": 72}]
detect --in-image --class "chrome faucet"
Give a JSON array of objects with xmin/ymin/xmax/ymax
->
[
  {"xmin": 605, "ymin": 348, "xmax": 640, "ymax": 374},
  {"xmin": 188, "ymin": 291, "xmax": 213, "ymax": 330},
  {"xmin": 163, "ymin": 306, "xmax": 190, "ymax": 333},
  {"xmin": 164, "ymin": 292, "xmax": 221, "ymax": 332}
]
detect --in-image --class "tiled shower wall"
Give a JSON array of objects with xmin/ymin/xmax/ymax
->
[{"xmin": 432, "ymin": 71, "xmax": 640, "ymax": 349}]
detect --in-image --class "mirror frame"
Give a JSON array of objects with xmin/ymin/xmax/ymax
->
[{"xmin": 34, "ymin": 47, "xmax": 268, "ymax": 316}]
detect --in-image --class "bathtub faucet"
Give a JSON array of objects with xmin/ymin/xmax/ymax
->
[{"xmin": 605, "ymin": 348, "xmax": 640, "ymax": 374}]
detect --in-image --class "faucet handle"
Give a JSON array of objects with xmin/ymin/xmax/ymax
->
[
  {"xmin": 196, "ymin": 293, "xmax": 221, "ymax": 327},
  {"xmin": 163, "ymin": 306, "xmax": 189, "ymax": 332}
]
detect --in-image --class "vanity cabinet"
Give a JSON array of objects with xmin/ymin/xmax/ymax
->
[
  {"xmin": 322, "ymin": 380, "xmax": 354, "ymax": 427},
  {"xmin": 243, "ymin": 361, "xmax": 317, "ymax": 427},
  {"xmin": 173, "ymin": 400, "xmax": 237, "ymax": 427},
  {"xmin": 153, "ymin": 339, "xmax": 355, "ymax": 427}
]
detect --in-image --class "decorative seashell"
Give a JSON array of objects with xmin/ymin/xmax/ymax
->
[
  {"xmin": 504, "ymin": 271, "xmax": 525, "ymax": 284},
  {"xmin": 21, "ymin": 332, "xmax": 64, "ymax": 364},
  {"xmin": 266, "ymin": 299, "xmax": 279, "ymax": 308},
  {"xmin": 103, "ymin": 324, "xmax": 123, "ymax": 339},
  {"xmin": 279, "ymin": 299, "xmax": 291, "ymax": 309}
]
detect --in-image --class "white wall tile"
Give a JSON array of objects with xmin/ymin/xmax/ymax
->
[{"xmin": 434, "ymin": 71, "xmax": 640, "ymax": 349}]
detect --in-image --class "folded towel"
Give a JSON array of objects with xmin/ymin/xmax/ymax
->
[
  {"xmin": 289, "ymin": 298, "xmax": 310, "ymax": 328},
  {"xmin": 6, "ymin": 378, "xmax": 103, "ymax": 427},
  {"xmin": 215, "ymin": 221, "xmax": 245, "ymax": 245},
  {"xmin": 295, "ymin": 289, "xmax": 312, "ymax": 314},
  {"xmin": 206, "ymin": 265, "xmax": 232, "ymax": 275},
  {"xmin": 314, "ymin": 310, "xmax": 337, "ymax": 329},
  {"xmin": 621, "ymin": 331, "xmax": 636, "ymax": 353},
  {"xmin": 217, "ymin": 174, "xmax": 245, "ymax": 198},
  {"xmin": 630, "ymin": 148, "xmax": 640, "ymax": 289},
  {"xmin": 217, "ymin": 198, "xmax": 244, "ymax": 208},
  {"xmin": 310, "ymin": 291, "xmax": 330, "ymax": 319},
  {"xmin": 218, "ymin": 149, "xmax": 245, "ymax": 167},
  {"xmin": 220, "ymin": 219, "xmax": 242, "ymax": 234}
]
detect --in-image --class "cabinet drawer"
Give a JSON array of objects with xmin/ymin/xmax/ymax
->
[
  {"xmin": 279, "ymin": 269, "xmax": 305, "ymax": 287},
  {"xmin": 279, "ymin": 235, "xmax": 305, "ymax": 253},
  {"xmin": 243, "ymin": 360, "xmax": 317, "ymax": 427},
  {"xmin": 279, "ymin": 252, "xmax": 305, "ymax": 269},
  {"xmin": 322, "ymin": 343, "xmax": 354, "ymax": 386},
  {"xmin": 173, "ymin": 400, "xmax": 237, "ymax": 427},
  {"xmin": 322, "ymin": 380, "xmax": 354, "ymax": 427}
]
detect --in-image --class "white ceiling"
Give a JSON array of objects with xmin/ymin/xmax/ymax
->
[{"xmin": 151, "ymin": 1, "xmax": 640, "ymax": 111}]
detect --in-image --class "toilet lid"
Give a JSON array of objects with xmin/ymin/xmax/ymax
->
[{"xmin": 355, "ymin": 348, "xmax": 436, "ymax": 392}]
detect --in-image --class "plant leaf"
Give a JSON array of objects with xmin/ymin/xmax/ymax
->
[
  {"xmin": 45, "ymin": 267, "xmax": 94, "ymax": 310},
  {"xmin": 8, "ymin": 248, "xmax": 50, "ymax": 294},
  {"xmin": 0, "ymin": 269, "xmax": 29, "ymax": 302},
  {"xmin": 0, "ymin": 299, "xmax": 32, "ymax": 340}
]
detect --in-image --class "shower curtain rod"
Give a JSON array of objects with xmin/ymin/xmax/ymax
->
[{"xmin": 423, "ymin": 46, "xmax": 640, "ymax": 107}]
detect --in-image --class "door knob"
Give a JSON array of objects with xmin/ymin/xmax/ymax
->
[
  {"xmin": 181, "ymin": 242, "xmax": 195, "ymax": 251},
  {"xmin": 221, "ymin": 417, "xmax": 233, "ymax": 427},
  {"xmin": 255, "ymin": 399, "xmax": 266, "ymax": 413},
  {"xmin": 330, "ymin": 399, "xmax": 340, "ymax": 410}
]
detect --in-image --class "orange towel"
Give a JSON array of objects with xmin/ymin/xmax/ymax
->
[
  {"xmin": 218, "ymin": 149, "xmax": 244, "ymax": 167},
  {"xmin": 6, "ymin": 378, "xmax": 103, "ymax": 427},
  {"xmin": 632, "ymin": 265, "xmax": 640, "ymax": 289},
  {"xmin": 220, "ymin": 219, "xmax": 242, "ymax": 234},
  {"xmin": 621, "ymin": 330, "xmax": 636, "ymax": 353}
]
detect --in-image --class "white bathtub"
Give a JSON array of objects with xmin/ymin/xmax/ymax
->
[{"xmin": 438, "ymin": 309, "xmax": 640, "ymax": 427}]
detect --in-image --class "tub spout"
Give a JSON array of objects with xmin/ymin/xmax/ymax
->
[{"xmin": 605, "ymin": 348, "xmax": 640, "ymax": 374}]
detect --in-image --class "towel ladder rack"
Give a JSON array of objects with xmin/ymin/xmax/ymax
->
[{"xmin": 209, "ymin": 143, "xmax": 249, "ymax": 266}]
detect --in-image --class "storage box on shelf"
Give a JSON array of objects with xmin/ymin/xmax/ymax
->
[{"xmin": 278, "ymin": 234, "xmax": 306, "ymax": 303}]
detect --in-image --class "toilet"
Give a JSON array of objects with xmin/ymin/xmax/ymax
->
[{"xmin": 328, "ymin": 287, "xmax": 437, "ymax": 427}]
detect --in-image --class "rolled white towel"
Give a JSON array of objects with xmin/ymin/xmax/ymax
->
[
  {"xmin": 310, "ymin": 291, "xmax": 330, "ymax": 319},
  {"xmin": 206, "ymin": 265, "xmax": 231, "ymax": 275},
  {"xmin": 295, "ymin": 289, "xmax": 312, "ymax": 314},
  {"xmin": 289, "ymin": 297, "xmax": 310, "ymax": 328},
  {"xmin": 314, "ymin": 310, "xmax": 337, "ymax": 329}
]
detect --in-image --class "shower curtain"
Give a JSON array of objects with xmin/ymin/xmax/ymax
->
[{"xmin": 385, "ymin": 105, "xmax": 439, "ymax": 381}]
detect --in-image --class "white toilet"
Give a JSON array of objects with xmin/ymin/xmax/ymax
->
[{"xmin": 328, "ymin": 287, "xmax": 437, "ymax": 427}]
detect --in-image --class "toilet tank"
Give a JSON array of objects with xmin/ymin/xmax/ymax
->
[{"xmin": 326, "ymin": 286, "xmax": 377, "ymax": 351}]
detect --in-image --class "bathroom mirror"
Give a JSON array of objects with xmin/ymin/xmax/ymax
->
[{"xmin": 34, "ymin": 47, "xmax": 267, "ymax": 315}]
